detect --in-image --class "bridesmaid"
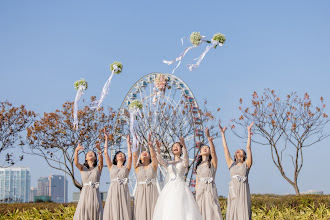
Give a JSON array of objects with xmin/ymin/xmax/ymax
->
[
  {"xmin": 219, "ymin": 122, "xmax": 254, "ymax": 220},
  {"xmin": 103, "ymin": 129, "xmax": 132, "ymax": 220},
  {"xmin": 195, "ymin": 127, "xmax": 223, "ymax": 220},
  {"xmin": 73, "ymin": 142, "xmax": 103, "ymax": 220},
  {"xmin": 133, "ymin": 133, "xmax": 158, "ymax": 220}
]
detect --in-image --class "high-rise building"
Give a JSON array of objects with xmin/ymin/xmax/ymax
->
[
  {"xmin": 49, "ymin": 175, "xmax": 68, "ymax": 203},
  {"xmin": 0, "ymin": 167, "xmax": 31, "ymax": 203},
  {"xmin": 37, "ymin": 177, "xmax": 49, "ymax": 196},
  {"xmin": 30, "ymin": 187, "xmax": 37, "ymax": 202}
]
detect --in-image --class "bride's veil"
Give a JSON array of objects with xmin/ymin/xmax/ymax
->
[{"xmin": 157, "ymin": 164, "xmax": 169, "ymax": 192}]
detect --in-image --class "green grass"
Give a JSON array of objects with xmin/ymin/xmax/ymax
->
[{"xmin": 0, "ymin": 194, "xmax": 329, "ymax": 219}]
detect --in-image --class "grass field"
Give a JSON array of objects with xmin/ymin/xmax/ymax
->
[{"xmin": 0, "ymin": 194, "xmax": 329, "ymax": 219}]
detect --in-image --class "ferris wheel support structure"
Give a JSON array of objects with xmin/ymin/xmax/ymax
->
[{"xmin": 113, "ymin": 73, "xmax": 204, "ymax": 195}]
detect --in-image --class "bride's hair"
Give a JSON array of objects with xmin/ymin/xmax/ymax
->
[
  {"xmin": 171, "ymin": 142, "xmax": 183, "ymax": 156},
  {"xmin": 195, "ymin": 145, "xmax": 212, "ymax": 169}
]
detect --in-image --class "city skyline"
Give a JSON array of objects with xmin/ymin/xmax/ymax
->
[
  {"xmin": 0, "ymin": 167, "xmax": 30, "ymax": 203},
  {"xmin": 0, "ymin": 167, "xmax": 68, "ymax": 203}
]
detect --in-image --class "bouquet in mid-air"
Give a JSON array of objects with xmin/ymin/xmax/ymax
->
[
  {"xmin": 73, "ymin": 78, "xmax": 88, "ymax": 129},
  {"xmin": 92, "ymin": 61, "xmax": 123, "ymax": 109},
  {"xmin": 129, "ymin": 100, "xmax": 143, "ymax": 153},
  {"xmin": 152, "ymin": 74, "xmax": 171, "ymax": 104},
  {"xmin": 163, "ymin": 31, "xmax": 226, "ymax": 74}
]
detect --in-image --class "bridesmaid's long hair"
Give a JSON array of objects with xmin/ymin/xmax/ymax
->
[
  {"xmin": 195, "ymin": 145, "xmax": 212, "ymax": 169},
  {"xmin": 139, "ymin": 150, "xmax": 152, "ymax": 165},
  {"xmin": 84, "ymin": 151, "xmax": 98, "ymax": 169},
  {"xmin": 113, "ymin": 151, "xmax": 126, "ymax": 165}
]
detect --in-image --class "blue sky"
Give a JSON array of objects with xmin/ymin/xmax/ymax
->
[{"xmin": 1, "ymin": 0, "xmax": 330, "ymax": 201}]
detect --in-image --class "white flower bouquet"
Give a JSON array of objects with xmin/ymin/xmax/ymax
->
[{"xmin": 74, "ymin": 78, "xmax": 88, "ymax": 90}]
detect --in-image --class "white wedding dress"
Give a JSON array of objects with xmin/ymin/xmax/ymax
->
[{"xmin": 152, "ymin": 148, "xmax": 203, "ymax": 220}]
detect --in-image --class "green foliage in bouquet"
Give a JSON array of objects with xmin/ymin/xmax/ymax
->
[{"xmin": 74, "ymin": 78, "xmax": 88, "ymax": 90}]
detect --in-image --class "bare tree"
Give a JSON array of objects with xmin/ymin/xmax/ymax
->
[
  {"xmin": 231, "ymin": 89, "xmax": 329, "ymax": 194},
  {"xmin": 25, "ymin": 97, "xmax": 116, "ymax": 190},
  {"xmin": 0, "ymin": 101, "xmax": 36, "ymax": 167}
]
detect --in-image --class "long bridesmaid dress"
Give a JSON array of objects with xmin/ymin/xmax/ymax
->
[
  {"xmin": 226, "ymin": 161, "xmax": 251, "ymax": 220},
  {"xmin": 196, "ymin": 162, "xmax": 223, "ymax": 220},
  {"xmin": 103, "ymin": 165, "xmax": 132, "ymax": 220},
  {"xmin": 73, "ymin": 166, "xmax": 103, "ymax": 220},
  {"xmin": 133, "ymin": 165, "xmax": 159, "ymax": 220}
]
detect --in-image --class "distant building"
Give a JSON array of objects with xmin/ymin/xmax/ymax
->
[
  {"xmin": 37, "ymin": 177, "xmax": 49, "ymax": 196},
  {"xmin": 73, "ymin": 191, "xmax": 108, "ymax": 202},
  {"xmin": 49, "ymin": 175, "xmax": 68, "ymax": 203},
  {"xmin": 0, "ymin": 167, "xmax": 31, "ymax": 203},
  {"xmin": 301, "ymin": 190, "xmax": 324, "ymax": 195},
  {"xmin": 30, "ymin": 187, "xmax": 37, "ymax": 202}
]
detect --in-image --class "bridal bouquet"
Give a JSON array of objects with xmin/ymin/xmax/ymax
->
[
  {"xmin": 190, "ymin": 32, "xmax": 203, "ymax": 46},
  {"xmin": 93, "ymin": 61, "xmax": 123, "ymax": 109},
  {"xmin": 129, "ymin": 100, "xmax": 143, "ymax": 111},
  {"xmin": 164, "ymin": 31, "xmax": 226, "ymax": 73},
  {"xmin": 163, "ymin": 32, "xmax": 206, "ymax": 74},
  {"xmin": 129, "ymin": 100, "xmax": 143, "ymax": 153},
  {"xmin": 154, "ymin": 74, "xmax": 170, "ymax": 91},
  {"xmin": 110, "ymin": 61, "xmax": 123, "ymax": 74},
  {"xmin": 73, "ymin": 78, "xmax": 88, "ymax": 129},
  {"xmin": 212, "ymin": 33, "xmax": 226, "ymax": 47},
  {"xmin": 153, "ymin": 74, "xmax": 170, "ymax": 104},
  {"xmin": 188, "ymin": 33, "xmax": 226, "ymax": 71},
  {"xmin": 74, "ymin": 78, "xmax": 88, "ymax": 90}
]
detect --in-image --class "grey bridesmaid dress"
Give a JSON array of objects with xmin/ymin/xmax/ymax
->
[
  {"xmin": 133, "ymin": 165, "xmax": 159, "ymax": 220},
  {"xmin": 196, "ymin": 162, "xmax": 223, "ymax": 220},
  {"xmin": 73, "ymin": 166, "xmax": 103, "ymax": 220},
  {"xmin": 226, "ymin": 161, "xmax": 251, "ymax": 220},
  {"xmin": 103, "ymin": 165, "xmax": 132, "ymax": 220}
]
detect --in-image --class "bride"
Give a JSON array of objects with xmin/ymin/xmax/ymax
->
[{"xmin": 152, "ymin": 137, "xmax": 203, "ymax": 220}]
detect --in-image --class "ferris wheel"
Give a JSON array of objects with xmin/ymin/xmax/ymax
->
[{"xmin": 112, "ymin": 73, "xmax": 205, "ymax": 195}]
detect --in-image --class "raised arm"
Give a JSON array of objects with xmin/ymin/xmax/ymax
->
[
  {"xmin": 219, "ymin": 122, "xmax": 233, "ymax": 168},
  {"xmin": 132, "ymin": 134, "xmax": 140, "ymax": 171},
  {"xmin": 126, "ymin": 135, "xmax": 133, "ymax": 171},
  {"xmin": 246, "ymin": 122, "xmax": 254, "ymax": 168},
  {"xmin": 156, "ymin": 139, "xmax": 168, "ymax": 168},
  {"xmin": 179, "ymin": 137, "xmax": 189, "ymax": 168},
  {"xmin": 149, "ymin": 133, "xmax": 158, "ymax": 170},
  {"xmin": 95, "ymin": 143, "xmax": 103, "ymax": 172},
  {"xmin": 74, "ymin": 143, "xmax": 84, "ymax": 171},
  {"xmin": 103, "ymin": 128, "xmax": 113, "ymax": 171},
  {"xmin": 205, "ymin": 127, "xmax": 218, "ymax": 169}
]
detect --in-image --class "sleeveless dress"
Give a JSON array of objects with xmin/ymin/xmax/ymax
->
[
  {"xmin": 152, "ymin": 148, "xmax": 203, "ymax": 220},
  {"xmin": 226, "ymin": 161, "xmax": 251, "ymax": 220},
  {"xmin": 73, "ymin": 166, "xmax": 103, "ymax": 220},
  {"xmin": 196, "ymin": 163, "xmax": 223, "ymax": 220},
  {"xmin": 103, "ymin": 165, "xmax": 132, "ymax": 220},
  {"xmin": 133, "ymin": 165, "xmax": 159, "ymax": 220}
]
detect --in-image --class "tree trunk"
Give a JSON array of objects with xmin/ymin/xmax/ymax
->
[
  {"xmin": 72, "ymin": 176, "xmax": 82, "ymax": 191},
  {"xmin": 277, "ymin": 166, "xmax": 300, "ymax": 195},
  {"xmin": 293, "ymin": 182, "xmax": 300, "ymax": 195}
]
